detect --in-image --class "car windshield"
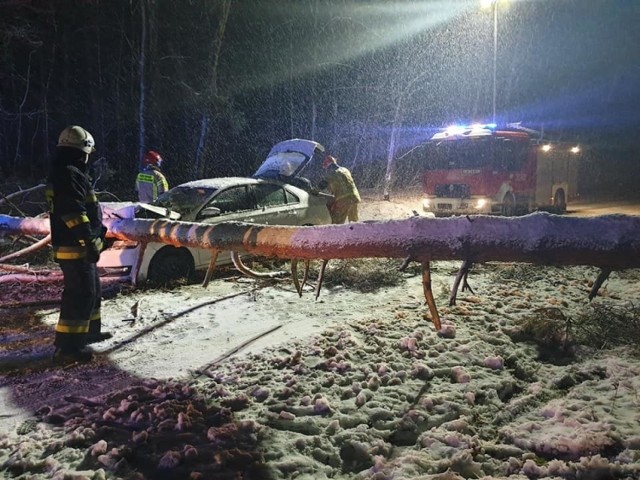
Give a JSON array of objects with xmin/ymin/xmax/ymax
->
[{"xmin": 153, "ymin": 186, "xmax": 217, "ymax": 215}]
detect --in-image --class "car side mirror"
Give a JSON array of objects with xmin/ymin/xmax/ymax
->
[{"xmin": 200, "ymin": 206, "xmax": 221, "ymax": 218}]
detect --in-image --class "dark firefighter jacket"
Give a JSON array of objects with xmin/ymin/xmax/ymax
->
[{"xmin": 46, "ymin": 158, "xmax": 105, "ymax": 261}]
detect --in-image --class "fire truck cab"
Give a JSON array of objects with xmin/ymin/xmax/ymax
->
[{"xmin": 414, "ymin": 124, "xmax": 576, "ymax": 216}]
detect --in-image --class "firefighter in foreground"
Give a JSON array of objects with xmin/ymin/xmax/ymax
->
[
  {"xmin": 46, "ymin": 125, "xmax": 112, "ymax": 363},
  {"xmin": 321, "ymin": 155, "xmax": 361, "ymax": 224},
  {"xmin": 135, "ymin": 150, "xmax": 169, "ymax": 203}
]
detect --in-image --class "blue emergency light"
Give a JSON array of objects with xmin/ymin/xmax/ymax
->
[{"xmin": 431, "ymin": 122, "xmax": 497, "ymax": 140}]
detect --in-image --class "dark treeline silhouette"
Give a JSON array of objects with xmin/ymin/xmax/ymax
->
[{"xmin": 1, "ymin": 1, "xmax": 639, "ymax": 202}]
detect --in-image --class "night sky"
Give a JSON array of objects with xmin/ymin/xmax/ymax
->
[
  {"xmin": 230, "ymin": 0, "xmax": 640, "ymax": 136},
  {"xmin": 1, "ymin": 0, "xmax": 638, "ymax": 191}
]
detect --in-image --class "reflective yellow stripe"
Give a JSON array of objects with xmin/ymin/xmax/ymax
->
[
  {"xmin": 54, "ymin": 251, "xmax": 85, "ymax": 260},
  {"xmin": 86, "ymin": 193, "xmax": 98, "ymax": 202},
  {"xmin": 55, "ymin": 323, "xmax": 90, "ymax": 334},
  {"xmin": 89, "ymin": 311, "xmax": 101, "ymax": 321},
  {"xmin": 62, "ymin": 214, "xmax": 90, "ymax": 229},
  {"xmin": 53, "ymin": 246, "xmax": 86, "ymax": 260},
  {"xmin": 137, "ymin": 173, "xmax": 154, "ymax": 183}
]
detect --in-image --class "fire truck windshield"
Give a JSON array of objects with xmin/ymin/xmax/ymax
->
[{"xmin": 407, "ymin": 136, "xmax": 529, "ymax": 172}]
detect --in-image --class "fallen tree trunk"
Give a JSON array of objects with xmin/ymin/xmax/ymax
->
[
  {"xmin": 0, "ymin": 272, "xmax": 63, "ymax": 284},
  {"xmin": 114, "ymin": 213, "xmax": 639, "ymax": 269},
  {"xmin": 2, "ymin": 212, "xmax": 640, "ymax": 329},
  {"xmin": 3, "ymin": 212, "xmax": 640, "ymax": 268}
]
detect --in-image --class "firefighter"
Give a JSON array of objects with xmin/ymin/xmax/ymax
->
[
  {"xmin": 321, "ymin": 155, "xmax": 361, "ymax": 224},
  {"xmin": 46, "ymin": 125, "xmax": 112, "ymax": 363},
  {"xmin": 135, "ymin": 150, "xmax": 169, "ymax": 203}
]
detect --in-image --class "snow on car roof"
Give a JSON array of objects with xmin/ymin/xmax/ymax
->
[{"xmin": 175, "ymin": 177, "xmax": 262, "ymax": 190}]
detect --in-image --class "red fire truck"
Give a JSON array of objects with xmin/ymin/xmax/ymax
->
[{"xmin": 409, "ymin": 123, "xmax": 578, "ymax": 216}]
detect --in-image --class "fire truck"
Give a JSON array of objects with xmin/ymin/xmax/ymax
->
[{"xmin": 409, "ymin": 123, "xmax": 578, "ymax": 216}]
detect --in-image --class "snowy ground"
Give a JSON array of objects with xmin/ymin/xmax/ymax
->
[{"xmin": 1, "ymin": 195, "xmax": 640, "ymax": 479}]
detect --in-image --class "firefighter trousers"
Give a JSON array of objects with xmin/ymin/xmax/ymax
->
[
  {"xmin": 55, "ymin": 259, "xmax": 102, "ymax": 350},
  {"xmin": 329, "ymin": 199, "xmax": 359, "ymax": 224}
]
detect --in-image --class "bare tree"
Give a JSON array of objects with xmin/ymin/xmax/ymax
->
[
  {"xmin": 194, "ymin": 0, "xmax": 232, "ymax": 179},
  {"xmin": 137, "ymin": 0, "xmax": 149, "ymax": 167}
]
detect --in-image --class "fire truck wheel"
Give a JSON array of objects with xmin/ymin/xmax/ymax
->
[
  {"xmin": 147, "ymin": 246, "xmax": 195, "ymax": 283},
  {"xmin": 501, "ymin": 194, "xmax": 515, "ymax": 217}
]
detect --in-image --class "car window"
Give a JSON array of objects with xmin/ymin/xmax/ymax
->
[
  {"xmin": 254, "ymin": 183, "xmax": 288, "ymax": 208},
  {"xmin": 201, "ymin": 185, "xmax": 255, "ymax": 217},
  {"xmin": 285, "ymin": 189, "xmax": 299, "ymax": 205},
  {"xmin": 155, "ymin": 186, "xmax": 216, "ymax": 215}
]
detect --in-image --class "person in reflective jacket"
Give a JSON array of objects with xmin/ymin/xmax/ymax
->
[
  {"xmin": 321, "ymin": 155, "xmax": 361, "ymax": 224},
  {"xmin": 46, "ymin": 125, "xmax": 112, "ymax": 363},
  {"xmin": 135, "ymin": 150, "xmax": 169, "ymax": 203}
]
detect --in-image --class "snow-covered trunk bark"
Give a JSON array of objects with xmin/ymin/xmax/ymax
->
[{"xmin": 2, "ymin": 213, "xmax": 640, "ymax": 270}]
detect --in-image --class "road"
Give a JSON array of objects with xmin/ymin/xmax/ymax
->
[{"xmin": 567, "ymin": 199, "xmax": 640, "ymax": 217}]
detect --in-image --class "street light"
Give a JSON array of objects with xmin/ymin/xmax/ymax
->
[{"xmin": 481, "ymin": 0, "xmax": 500, "ymax": 124}]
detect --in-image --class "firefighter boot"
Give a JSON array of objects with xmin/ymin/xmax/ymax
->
[
  {"xmin": 86, "ymin": 332, "xmax": 113, "ymax": 344},
  {"xmin": 53, "ymin": 347, "xmax": 94, "ymax": 364}
]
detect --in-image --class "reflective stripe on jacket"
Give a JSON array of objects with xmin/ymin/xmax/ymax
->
[
  {"xmin": 136, "ymin": 167, "xmax": 169, "ymax": 203},
  {"xmin": 46, "ymin": 164, "xmax": 104, "ymax": 261}
]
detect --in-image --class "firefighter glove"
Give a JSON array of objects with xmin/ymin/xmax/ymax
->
[{"xmin": 85, "ymin": 237, "xmax": 104, "ymax": 263}]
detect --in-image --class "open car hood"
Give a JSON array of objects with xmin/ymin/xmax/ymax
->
[{"xmin": 253, "ymin": 138, "xmax": 325, "ymax": 182}]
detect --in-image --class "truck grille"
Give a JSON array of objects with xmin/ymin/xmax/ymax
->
[{"xmin": 435, "ymin": 184, "xmax": 470, "ymax": 198}]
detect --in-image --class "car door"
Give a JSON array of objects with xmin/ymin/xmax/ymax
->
[
  {"xmin": 190, "ymin": 185, "xmax": 258, "ymax": 267},
  {"xmin": 251, "ymin": 183, "xmax": 303, "ymax": 226},
  {"xmin": 195, "ymin": 185, "xmax": 257, "ymax": 223},
  {"xmin": 191, "ymin": 183, "xmax": 303, "ymax": 267}
]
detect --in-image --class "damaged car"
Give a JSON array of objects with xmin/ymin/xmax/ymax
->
[{"xmin": 98, "ymin": 139, "xmax": 332, "ymax": 283}]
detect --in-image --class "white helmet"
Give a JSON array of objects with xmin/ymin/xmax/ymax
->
[{"xmin": 57, "ymin": 125, "xmax": 96, "ymax": 153}]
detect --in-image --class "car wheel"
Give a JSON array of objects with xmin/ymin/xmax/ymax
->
[
  {"xmin": 147, "ymin": 246, "xmax": 194, "ymax": 283},
  {"xmin": 501, "ymin": 193, "xmax": 515, "ymax": 216}
]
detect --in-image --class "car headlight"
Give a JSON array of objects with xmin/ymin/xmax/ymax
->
[
  {"xmin": 474, "ymin": 198, "xmax": 487, "ymax": 209},
  {"xmin": 422, "ymin": 199, "xmax": 431, "ymax": 210}
]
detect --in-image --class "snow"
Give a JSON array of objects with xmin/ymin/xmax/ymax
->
[{"xmin": 1, "ymin": 195, "xmax": 640, "ymax": 479}]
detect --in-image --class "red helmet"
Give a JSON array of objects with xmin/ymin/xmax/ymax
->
[
  {"xmin": 322, "ymin": 155, "xmax": 336, "ymax": 169},
  {"xmin": 143, "ymin": 150, "xmax": 163, "ymax": 167}
]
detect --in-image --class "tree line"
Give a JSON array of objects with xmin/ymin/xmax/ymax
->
[{"xmin": 1, "ymin": 1, "xmax": 638, "ymax": 203}]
